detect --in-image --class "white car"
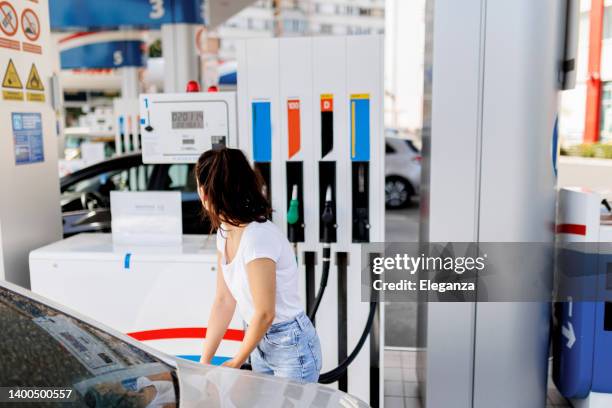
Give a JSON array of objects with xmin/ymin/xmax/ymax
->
[
  {"xmin": 385, "ymin": 136, "xmax": 422, "ymax": 209},
  {"xmin": 0, "ymin": 280, "xmax": 368, "ymax": 408}
]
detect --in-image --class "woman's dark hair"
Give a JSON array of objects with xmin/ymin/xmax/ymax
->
[{"xmin": 194, "ymin": 147, "xmax": 271, "ymax": 230}]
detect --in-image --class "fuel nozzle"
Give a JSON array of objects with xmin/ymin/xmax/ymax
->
[
  {"xmin": 321, "ymin": 186, "xmax": 336, "ymax": 244},
  {"xmin": 287, "ymin": 185, "xmax": 300, "ymax": 255},
  {"xmin": 288, "ymin": 185, "xmax": 300, "ymax": 225}
]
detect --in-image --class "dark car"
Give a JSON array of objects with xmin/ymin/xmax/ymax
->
[{"xmin": 61, "ymin": 153, "xmax": 209, "ymax": 237}]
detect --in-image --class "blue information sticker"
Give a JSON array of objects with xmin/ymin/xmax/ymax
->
[
  {"xmin": 350, "ymin": 94, "xmax": 370, "ymax": 162},
  {"xmin": 252, "ymin": 101, "xmax": 272, "ymax": 163},
  {"xmin": 12, "ymin": 113, "xmax": 44, "ymax": 165}
]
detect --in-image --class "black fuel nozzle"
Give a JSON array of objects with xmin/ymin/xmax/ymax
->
[{"xmin": 321, "ymin": 186, "xmax": 336, "ymax": 244}]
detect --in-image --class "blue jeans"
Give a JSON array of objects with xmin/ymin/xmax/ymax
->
[{"xmin": 250, "ymin": 312, "xmax": 322, "ymax": 383}]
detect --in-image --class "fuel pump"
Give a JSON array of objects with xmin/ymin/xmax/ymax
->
[{"xmin": 237, "ymin": 35, "xmax": 384, "ymax": 405}]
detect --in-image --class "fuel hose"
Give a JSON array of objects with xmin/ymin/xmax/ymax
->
[
  {"xmin": 318, "ymin": 301, "xmax": 377, "ymax": 384},
  {"xmin": 308, "ymin": 186, "xmax": 334, "ymax": 321}
]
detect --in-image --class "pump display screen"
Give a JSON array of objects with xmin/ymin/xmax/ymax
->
[{"xmin": 171, "ymin": 111, "xmax": 204, "ymax": 129}]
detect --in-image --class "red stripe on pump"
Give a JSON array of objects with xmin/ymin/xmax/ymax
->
[
  {"xmin": 128, "ymin": 328, "xmax": 245, "ymax": 342},
  {"xmin": 287, "ymin": 99, "xmax": 301, "ymax": 158},
  {"xmin": 556, "ymin": 224, "xmax": 587, "ymax": 236}
]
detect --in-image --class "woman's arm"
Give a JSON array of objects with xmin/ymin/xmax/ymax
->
[
  {"xmin": 201, "ymin": 252, "xmax": 237, "ymax": 364},
  {"xmin": 222, "ymin": 258, "xmax": 276, "ymax": 368}
]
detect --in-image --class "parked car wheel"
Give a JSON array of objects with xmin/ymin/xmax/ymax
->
[{"xmin": 385, "ymin": 176, "xmax": 414, "ymax": 209}]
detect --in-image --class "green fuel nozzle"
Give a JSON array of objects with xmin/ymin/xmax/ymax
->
[
  {"xmin": 287, "ymin": 185, "xmax": 300, "ymax": 225},
  {"xmin": 287, "ymin": 184, "xmax": 300, "ymax": 257}
]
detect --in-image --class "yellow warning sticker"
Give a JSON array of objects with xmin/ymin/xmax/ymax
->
[
  {"xmin": 2, "ymin": 59, "xmax": 23, "ymax": 89},
  {"xmin": 26, "ymin": 92, "xmax": 44, "ymax": 102},
  {"xmin": 26, "ymin": 64, "xmax": 44, "ymax": 91},
  {"xmin": 3, "ymin": 90, "xmax": 24, "ymax": 101}
]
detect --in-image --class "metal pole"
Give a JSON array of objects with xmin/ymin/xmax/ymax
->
[
  {"xmin": 120, "ymin": 66, "xmax": 140, "ymax": 99},
  {"xmin": 162, "ymin": 24, "xmax": 200, "ymax": 92}
]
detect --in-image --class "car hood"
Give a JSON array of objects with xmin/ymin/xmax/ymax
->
[
  {"xmin": 173, "ymin": 357, "xmax": 369, "ymax": 408},
  {"xmin": 0, "ymin": 280, "xmax": 369, "ymax": 408}
]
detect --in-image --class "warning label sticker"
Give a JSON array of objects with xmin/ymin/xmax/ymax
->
[
  {"xmin": 3, "ymin": 90, "xmax": 23, "ymax": 100},
  {"xmin": 21, "ymin": 8, "xmax": 39, "ymax": 42},
  {"xmin": 25, "ymin": 63, "xmax": 45, "ymax": 101},
  {"xmin": 0, "ymin": 1, "xmax": 18, "ymax": 37},
  {"xmin": 26, "ymin": 63, "xmax": 43, "ymax": 91},
  {"xmin": 0, "ymin": 37, "xmax": 19, "ymax": 50},
  {"xmin": 22, "ymin": 42, "xmax": 41, "ymax": 54},
  {"xmin": 3, "ymin": 59, "xmax": 22, "ymax": 89},
  {"xmin": 26, "ymin": 92, "xmax": 44, "ymax": 102},
  {"xmin": 3, "ymin": 59, "xmax": 24, "ymax": 101}
]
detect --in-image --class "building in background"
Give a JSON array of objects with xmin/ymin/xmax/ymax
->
[
  {"xmin": 215, "ymin": 0, "xmax": 385, "ymax": 60},
  {"xmin": 559, "ymin": 0, "xmax": 612, "ymax": 145},
  {"xmin": 214, "ymin": 0, "xmax": 425, "ymax": 139},
  {"xmin": 384, "ymin": 0, "xmax": 425, "ymax": 139}
]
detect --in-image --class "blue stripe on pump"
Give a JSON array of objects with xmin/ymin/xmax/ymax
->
[
  {"xmin": 252, "ymin": 101, "xmax": 272, "ymax": 163},
  {"xmin": 350, "ymin": 96, "xmax": 370, "ymax": 161}
]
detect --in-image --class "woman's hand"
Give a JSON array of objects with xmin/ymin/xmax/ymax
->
[
  {"xmin": 221, "ymin": 357, "xmax": 245, "ymax": 369},
  {"xmin": 200, "ymin": 255, "xmax": 237, "ymax": 367}
]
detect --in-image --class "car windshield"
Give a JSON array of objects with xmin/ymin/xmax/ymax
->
[
  {"xmin": 0, "ymin": 287, "xmax": 179, "ymax": 407},
  {"xmin": 63, "ymin": 163, "xmax": 196, "ymax": 196},
  {"xmin": 65, "ymin": 165, "xmax": 153, "ymax": 194}
]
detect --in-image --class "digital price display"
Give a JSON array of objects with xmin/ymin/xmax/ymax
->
[
  {"xmin": 171, "ymin": 111, "xmax": 204, "ymax": 129},
  {"xmin": 140, "ymin": 92, "xmax": 237, "ymax": 163}
]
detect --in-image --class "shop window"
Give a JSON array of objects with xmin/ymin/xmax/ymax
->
[{"xmin": 320, "ymin": 23, "xmax": 333, "ymax": 34}]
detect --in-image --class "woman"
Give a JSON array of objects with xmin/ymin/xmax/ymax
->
[{"xmin": 196, "ymin": 147, "xmax": 322, "ymax": 383}]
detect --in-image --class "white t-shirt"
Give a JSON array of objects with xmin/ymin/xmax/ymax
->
[{"xmin": 217, "ymin": 220, "xmax": 303, "ymax": 324}]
